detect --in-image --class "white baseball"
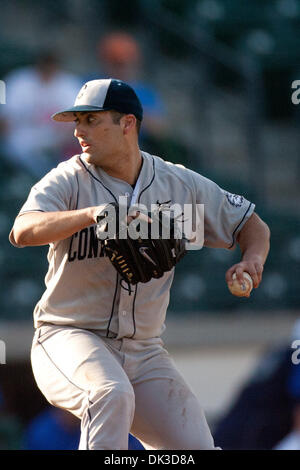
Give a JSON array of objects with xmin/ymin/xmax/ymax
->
[{"xmin": 228, "ymin": 272, "xmax": 253, "ymax": 297}]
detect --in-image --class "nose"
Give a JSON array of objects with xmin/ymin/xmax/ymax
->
[{"xmin": 74, "ymin": 123, "xmax": 86, "ymax": 139}]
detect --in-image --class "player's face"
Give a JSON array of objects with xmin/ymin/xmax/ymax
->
[{"xmin": 73, "ymin": 111, "xmax": 124, "ymax": 165}]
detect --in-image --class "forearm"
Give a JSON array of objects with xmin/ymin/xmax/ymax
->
[
  {"xmin": 237, "ymin": 212, "xmax": 270, "ymax": 265},
  {"xmin": 226, "ymin": 212, "xmax": 270, "ymax": 290},
  {"xmin": 11, "ymin": 206, "xmax": 103, "ymax": 246}
]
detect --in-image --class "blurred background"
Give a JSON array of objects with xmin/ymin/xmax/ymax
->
[{"xmin": 0, "ymin": 0, "xmax": 300, "ymax": 450}]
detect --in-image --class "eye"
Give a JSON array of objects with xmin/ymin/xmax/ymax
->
[{"xmin": 87, "ymin": 116, "xmax": 96, "ymax": 123}]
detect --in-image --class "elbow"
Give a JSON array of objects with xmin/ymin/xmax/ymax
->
[
  {"xmin": 265, "ymin": 222, "xmax": 271, "ymax": 241},
  {"xmin": 262, "ymin": 220, "xmax": 271, "ymax": 256},
  {"xmin": 237, "ymin": 212, "xmax": 271, "ymax": 246},
  {"xmin": 11, "ymin": 227, "xmax": 28, "ymax": 247},
  {"xmin": 253, "ymin": 213, "xmax": 271, "ymax": 253},
  {"xmin": 265, "ymin": 222, "xmax": 271, "ymax": 253},
  {"xmin": 253, "ymin": 212, "xmax": 271, "ymax": 239},
  {"xmin": 10, "ymin": 213, "xmax": 47, "ymax": 247},
  {"xmin": 259, "ymin": 216, "xmax": 271, "ymax": 242},
  {"xmin": 11, "ymin": 222, "xmax": 33, "ymax": 247}
]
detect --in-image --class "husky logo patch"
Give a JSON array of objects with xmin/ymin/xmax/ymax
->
[{"xmin": 226, "ymin": 193, "xmax": 244, "ymax": 207}]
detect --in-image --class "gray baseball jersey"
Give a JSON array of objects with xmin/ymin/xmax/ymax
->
[{"xmin": 10, "ymin": 150, "xmax": 254, "ymax": 338}]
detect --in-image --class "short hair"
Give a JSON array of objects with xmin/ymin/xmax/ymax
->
[{"xmin": 110, "ymin": 110, "xmax": 141, "ymax": 136}]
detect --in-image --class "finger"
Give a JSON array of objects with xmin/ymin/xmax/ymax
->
[
  {"xmin": 225, "ymin": 265, "xmax": 238, "ymax": 285},
  {"xmin": 137, "ymin": 212, "xmax": 152, "ymax": 223},
  {"xmin": 252, "ymin": 273, "xmax": 260, "ymax": 289},
  {"xmin": 127, "ymin": 210, "xmax": 142, "ymax": 223},
  {"xmin": 234, "ymin": 265, "xmax": 246, "ymax": 286},
  {"xmin": 128, "ymin": 210, "xmax": 140, "ymax": 219},
  {"xmin": 252, "ymin": 263, "xmax": 264, "ymax": 288},
  {"xmin": 247, "ymin": 263, "xmax": 264, "ymax": 288},
  {"xmin": 243, "ymin": 269, "xmax": 258, "ymax": 289}
]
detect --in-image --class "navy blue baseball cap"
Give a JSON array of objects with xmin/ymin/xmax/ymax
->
[{"xmin": 52, "ymin": 78, "xmax": 143, "ymax": 122}]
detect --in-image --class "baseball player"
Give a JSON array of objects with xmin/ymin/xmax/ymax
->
[{"xmin": 9, "ymin": 79, "xmax": 270, "ymax": 450}]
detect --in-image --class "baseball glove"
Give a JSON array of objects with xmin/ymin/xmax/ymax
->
[{"xmin": 96, "ymin": 203, "xmax": 187, "ymax": 285}]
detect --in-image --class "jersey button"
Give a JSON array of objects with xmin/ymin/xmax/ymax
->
[{"xmin": 122, "ymin": 310, "xmax": 127, "ymax": 316}]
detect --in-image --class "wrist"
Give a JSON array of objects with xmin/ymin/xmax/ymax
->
[
  {"xmin": 242, "ymin": 252, "xmax": 265, "ymax": 266},
  {"xmin": 87, "ymin": 206, "xmax": 100, "ymax": 225},
  {"xmin": 90, "ymin": 203, "xmax": 119, "ymax": 225}
]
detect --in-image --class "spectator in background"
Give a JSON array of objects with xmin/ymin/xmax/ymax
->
[
  {"xmin": 22, "ymin": 406, "xmax": 145, "ymax": 450},
  {"xmin": 273, "ymin": 407, "xmax": 300, "ymax": 450},
  {"xmin": 213, "ymin": 319, "xmax": 300, "ymax": 450},
  {"xmin": 96, "ymin": 31, "xmax": 167, "ymax": 145},
  {"xmin": 213, "ymin": 343, "xmax": 294, "ymax": 450},
  {"xmin": 22, "ymin": 407, "xmax": 80, "ymax": 450},
  {"xmin": 0, "ymin": 50, "xmax": 82, "ymax": 178},
  {"xmin": 273, "ymin": 320, "xmax": 300, "ymax": 450},
  {"xmin": 0, "ymin": 386, "xmax": 22, "ymax": 450},
  {"xmin": 95, "ymin": 31, "xmax": 192, "ymax": 167}
]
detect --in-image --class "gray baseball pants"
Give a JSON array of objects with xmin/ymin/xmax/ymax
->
[{"xmin": 31, "ymin": 324, "xmax": 218, "ymax": 450}]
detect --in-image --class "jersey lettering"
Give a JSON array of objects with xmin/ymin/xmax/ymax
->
[
  {"xmin": 68, "ymin": 226, "xmax": 104, "ymax": 262},
  {"xmin": 78, "ymin": 228, "xmax": 88, "ymax": 260}
]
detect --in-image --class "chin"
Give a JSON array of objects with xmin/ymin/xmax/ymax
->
[
  {"xmin": 84, "ymin": 152, "xmax": 102, "ymax": 166},
  {"xmin": 83, "ymin": 151, "xmax": 94, "ymax": 161}
]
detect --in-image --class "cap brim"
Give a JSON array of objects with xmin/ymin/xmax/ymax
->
[{"xmin": 51, "ymin": 105, "xmax": 111, "ymax": 122}]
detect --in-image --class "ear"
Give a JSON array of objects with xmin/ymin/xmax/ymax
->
[{"xmin": 121, "ymin": 114, "xmax": 136, "ymax": 135}]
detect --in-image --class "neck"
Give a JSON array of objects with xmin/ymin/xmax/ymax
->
[{"xmin": 99, "ymin": 145, "xmax": 142, "ymax": 186}]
